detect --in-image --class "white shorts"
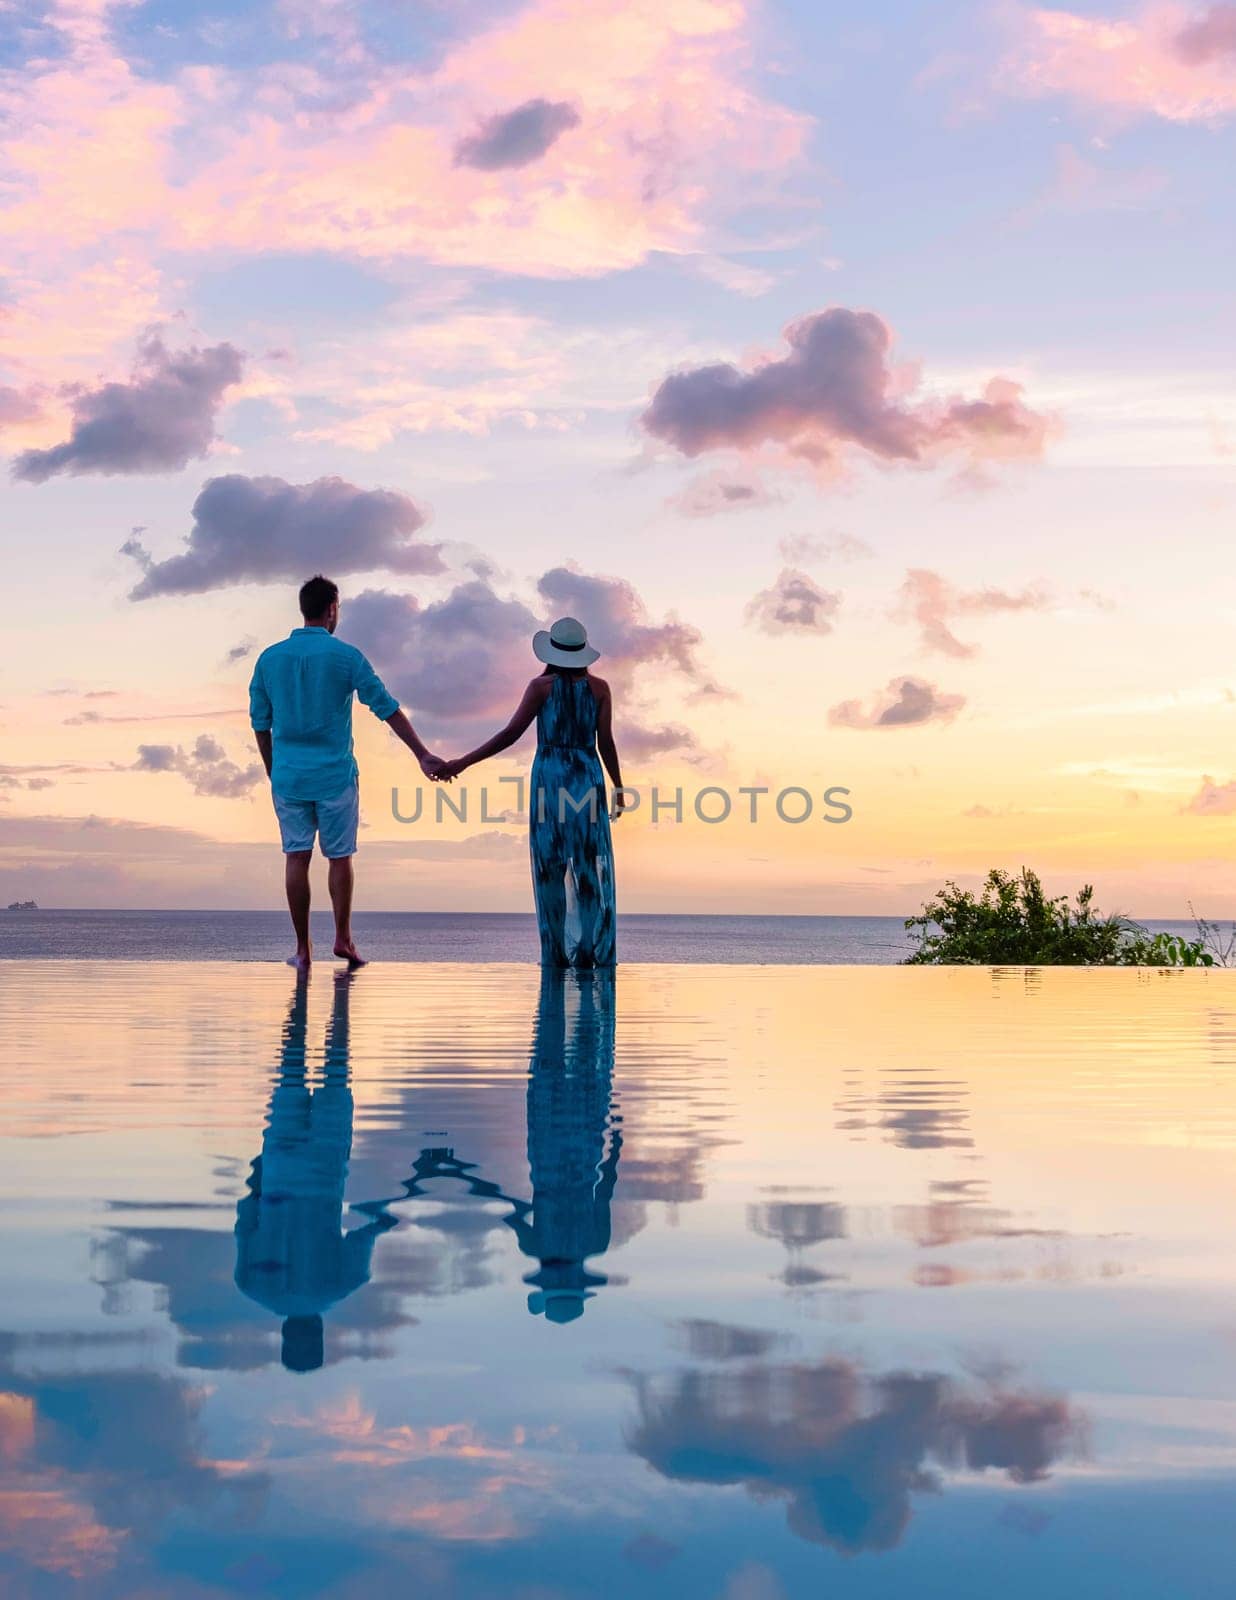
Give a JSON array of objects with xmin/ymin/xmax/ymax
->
[{"xmin": 272, "ymin": 782, "xmax": 360, "ymax": 859}]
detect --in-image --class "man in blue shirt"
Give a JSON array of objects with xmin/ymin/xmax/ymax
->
[{"xmin": 250, "ymin": 574, "xmax": 442, "ymax": 969}]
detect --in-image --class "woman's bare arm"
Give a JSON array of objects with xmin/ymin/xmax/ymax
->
[
  {"xmin": 594, "ymin": 679, "xmax": 624, "ymax": 804},
  {"xmin": 446, "ymin": 678, "xmax": 550, "ymax": 776}
]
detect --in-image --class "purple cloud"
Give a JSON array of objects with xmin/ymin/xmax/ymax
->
[
  {"xmin": 347, "ymin": 581, "xmax": 539, "ymax": 733},
  {"xmin": 746, "ymin": 568, "xmax": 842, "ymax": 635},
  {"xmin": 829, "ymin": 676, "xmax": 965, "ymax": 730},
  {"xmin": 134, "ymin": 735, "xmax": 263, "ymax": 798},
  {"xmin": 454, "ymin": 98, "xmax": 581, "ymax": 170},
  {"xmin": 536, "ymin": 566, "xmax": 712, "ymax": 684},
  {"xmin": 347, "ymin": 566, "xmax": 713, "ymax": 754},
  {"xmin": 13, "ymin": 335, "xmax": 244, "ymax": 483},
  {"xmin": 621, "ymin": 722, "xmax": 698, "ymax": 762},
  {"xmin": 125, "ymin": 474, "xmax": 442, "ymax": 599},
  {"xmin": 134, "ymin": 744, "xmax": 179, "ymax": 773},
  {"xmin": 641, "ymin": 308, "xmax": 1050, "ymax": 475},
  {"xmin": 1176, "ymin": 5, "xmax": 1236, "ymax": 63}
]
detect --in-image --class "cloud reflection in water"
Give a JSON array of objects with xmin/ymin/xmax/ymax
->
[{"xmin": 628, "ymin": 1352, "xmax": 1081, "ymax": 1555}]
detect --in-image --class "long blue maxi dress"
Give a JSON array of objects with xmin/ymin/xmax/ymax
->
[{"xmin": 529, "ymin": 674, "xmax": 617, "ymax": 969}]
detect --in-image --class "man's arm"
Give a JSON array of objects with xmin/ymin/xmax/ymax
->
[
  {"xmin": 249, "ymin": 660, "xmax": 274, "ymax": 779},
  {"xmin": 353, "ymin": 651, "xmax": 443, "ymax": 778},
  {"xmin": 386, "ymin": 709, "xmax": 445, "ymax": 779}
]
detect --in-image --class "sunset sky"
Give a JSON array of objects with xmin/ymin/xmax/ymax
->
[{"xmin": 2, "ymin": 0, "xmax": 1234, "ymax": 915}]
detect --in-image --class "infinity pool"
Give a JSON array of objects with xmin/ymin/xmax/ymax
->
[{"xmin": 2, "ymin": 962, "xmax": 1235, "ymax": 1597}]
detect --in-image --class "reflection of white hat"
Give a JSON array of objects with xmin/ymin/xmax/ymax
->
[
  {"xmin": 532, "ymin": 615, "xmax": 600, "ymax": 669},
  {"xmin": 527, "ymin": 1288, "xmax": 590, "ymax": 1323}
]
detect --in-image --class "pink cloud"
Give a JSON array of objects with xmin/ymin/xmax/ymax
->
[
  {"xmin": 1183, "ymin": 774, "xmax": 1236, "ymax": 814},
  {"xmin": 4, "ymin": 0, "xmax": 807, "ymax": 273},
  {"xmin": 1032, "ymin": 144, "xmax": 1168, "ymax": 215},
  {"xmin": 1001, "ymin": 5, "xmax": 1236, "ymax": 122},
  {"xmin": 0, "ymin": 6, "xmax": 178, "ymax": 389},
  {"xmin": 0, "ymin": 0, "xmax": 810, "ymax": 414},
  {"xmin": 0, "ymin": 5, "xmax": 175, "ymax": 256},
  {"xmin": 279, "ymin": 310, "xmax": 600, "ymax": 450},
  {"xmin": 0, "ymin": 259, "xmax": 171, "ymax": 403},
  {"xmin": 667, "ymin": 469, "xmax": 783, "ymax": 517},
  {"xmin": 272, "ymin": 1397, "xmax": 560, "ymax": 1543},
  {"xmin": 893, "ymin": 569, "xmax": 1051, "ymax": 658},
  {"xmin": 0, "ymin": 385, "xmax": 45, "ymax": 435},
  {"xmin": 174, "ymin": 0, "xmax": 808, "ymax": 275}
]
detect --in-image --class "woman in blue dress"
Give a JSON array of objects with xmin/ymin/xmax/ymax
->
[{"xmin": 440, "ymin": 617, "xmax": 622, "ymax": 968}]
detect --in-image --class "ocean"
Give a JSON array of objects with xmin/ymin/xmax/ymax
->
[{"xmin": 0, "ymin": 908, "xmax": 1210, "ymax": 963}]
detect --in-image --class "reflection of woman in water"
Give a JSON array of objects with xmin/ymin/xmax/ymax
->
[
  {"xmin": 234, "ymin": 971, "xmax": 393, "ymax": 1371},
  {"xmin": 440, "ymin": 617, "xmax": 622, "ymax": 969},
  {"xmin": 505, "ymin": 968, "xmax": 620, "ymax": 1323}
]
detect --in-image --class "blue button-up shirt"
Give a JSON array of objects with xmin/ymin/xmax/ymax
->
[{"xmin": 249, "ymin": 627, "xmax": 399, "ymax": 800}]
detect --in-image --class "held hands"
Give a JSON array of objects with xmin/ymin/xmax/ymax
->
[{"xmin": 418, "ymin": 751, "xmax": 465, "ymax": 783}]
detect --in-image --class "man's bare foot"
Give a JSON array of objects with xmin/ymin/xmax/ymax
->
[
  {"xmin": 287, "ymin": 946, "xmax": 312, "ymax": 971},
  {"xmin": 333, "ymin": 938, "xmax": 366, "ymax": 968}
]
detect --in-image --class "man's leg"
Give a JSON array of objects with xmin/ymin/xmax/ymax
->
[
  {"xmin": 327, "ymin": 856, "xmax": 363, "ymax": 966},
  {"xmin": 272, "ymin": 793, "xmax": 317, "ymax": 969},
  {"xmin": 322, "ymin": 784, "xmax": 364, "ymax": 965},
  {"xmin": 285, "ymin": 851, "xmax": 314, "ymax": 968}
]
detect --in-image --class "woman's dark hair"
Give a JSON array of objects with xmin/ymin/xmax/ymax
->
[{"xmin": 299, "ymin": 574, "xmax": 339, "ymax": 620}]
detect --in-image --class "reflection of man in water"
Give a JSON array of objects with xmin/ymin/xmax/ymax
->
[
  {"xmin": 234, "ymin": 971, "xmax": 392, "ymax": 1371},
  {"xmin": 505, "ymin": 969, "xmax": 620, "ymax": 1324}
]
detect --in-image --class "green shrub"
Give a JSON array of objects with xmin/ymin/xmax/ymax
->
[
  {"xmin": 1118, "ymin": 930, "xmax": 1214, "ymax": 968},
  {"xmin": 904, "ymin": 868, "xmax": 1219, "ymax": 967}
]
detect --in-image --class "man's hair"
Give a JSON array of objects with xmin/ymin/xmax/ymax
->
[
  {"xmin": 299, "ymin": 574, "xmax": 339, "ymax": 620},
  {"xmin": 281, "ymin": 1314, "xmax": 324, "ymax": 1373}
]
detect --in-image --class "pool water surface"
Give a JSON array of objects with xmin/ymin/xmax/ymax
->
[{"xmin": 2, "ymin": 961, "xmax": 1235, "ymax": 1597}]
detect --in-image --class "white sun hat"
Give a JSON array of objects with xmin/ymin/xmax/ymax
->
[{"xmin": 532, "ymin": 615, "xmax": 600, "ymax": 668}]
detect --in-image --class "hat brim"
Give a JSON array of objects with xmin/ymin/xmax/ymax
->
[{"xmin": 533, "ymin": 629, "xmax": 600, "ymax": 668}]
